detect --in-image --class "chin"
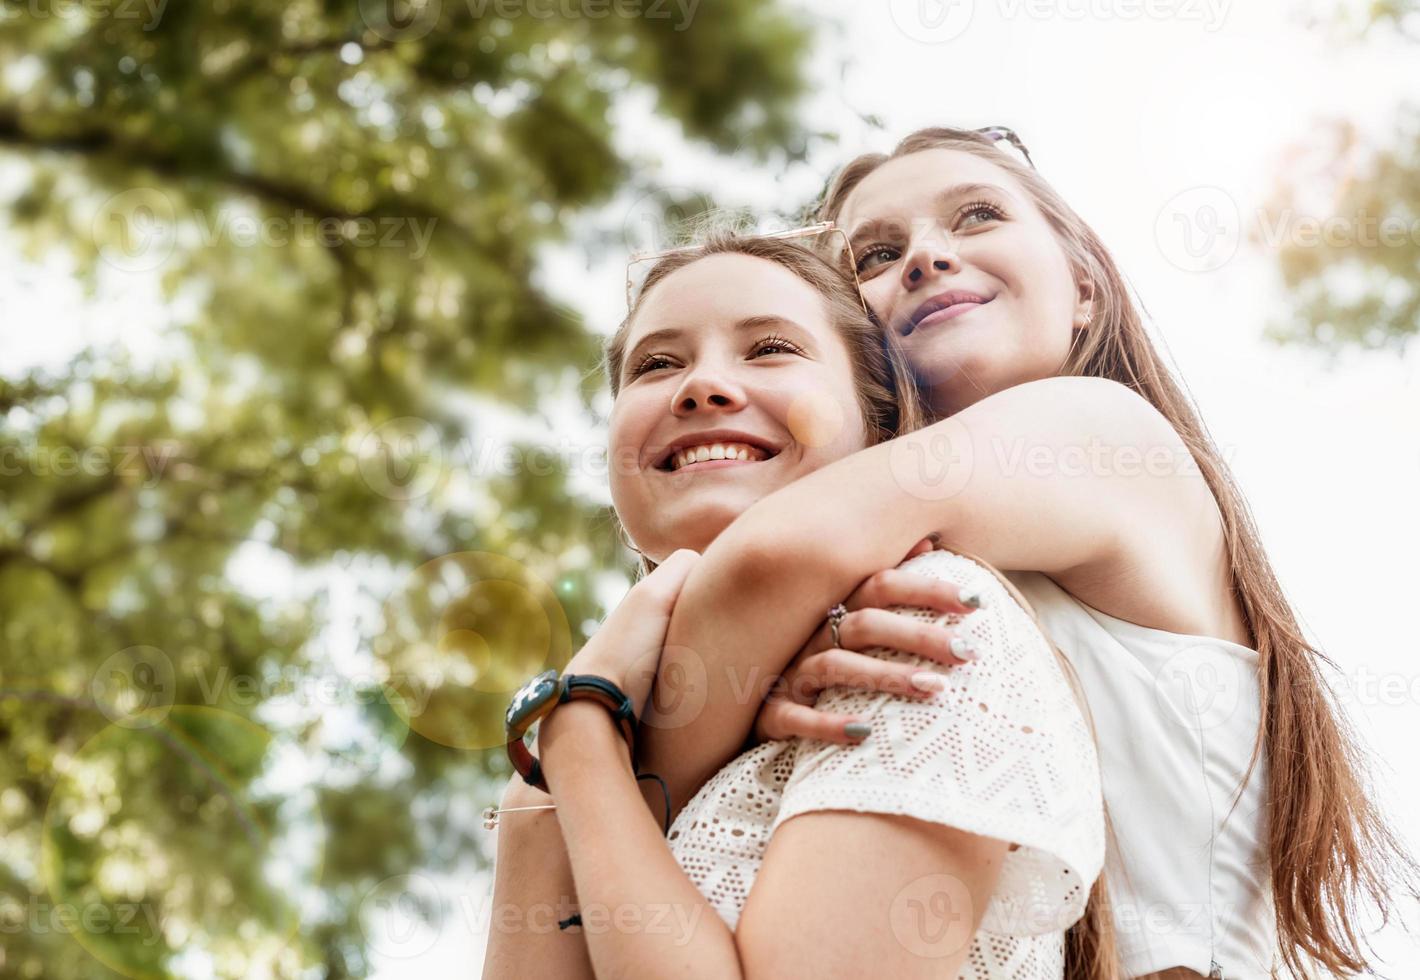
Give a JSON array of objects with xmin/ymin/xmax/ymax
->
[
  {"xmin": 642, "ymin": 492, "xmax": 761, "ymax": 561},
  {"xmin": 904, "ymin": 343, "xmax": 986, "ymax": 395},
  {"xmin": 911, "ymin": 352, "xmax": 1014, "ymax": 414}
]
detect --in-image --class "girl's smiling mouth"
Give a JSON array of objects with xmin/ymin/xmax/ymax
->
[
  {"xmin": 902, "ymin": 290, "xmax": 994, "ymax": 335},
  {"xmin": 653, "ymin": 430, "xmax": 781, "ymax": 472}
]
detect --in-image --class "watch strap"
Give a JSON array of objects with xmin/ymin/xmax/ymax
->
[{"xmin": 507, "ymin": 672, "xmax": 637, "ymax": 792}]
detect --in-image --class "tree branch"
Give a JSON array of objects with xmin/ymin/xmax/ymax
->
[{"xmin": 0, "ymin": 106, "xmax": 472, "ymax": 247}]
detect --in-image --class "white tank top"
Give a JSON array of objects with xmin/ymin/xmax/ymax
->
[{"xmin": 1002, "ymin": 571, "xmax": 1278, "ymax": 979}]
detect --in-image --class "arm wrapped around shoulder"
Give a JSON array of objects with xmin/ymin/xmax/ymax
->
[{"xmin": 771, "ymin": 549, "xmax": 1106, "ymax": 937}]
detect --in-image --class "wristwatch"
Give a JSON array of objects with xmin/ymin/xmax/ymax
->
[{"xmin": 504, "ymin": 669, "xmax": 637, "ymax": 791}]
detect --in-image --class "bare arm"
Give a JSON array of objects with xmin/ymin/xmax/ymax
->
[
  {"xmin": 639, "ymin": 376, "xmax": 1220, "ymax": 820},
  {"xmin": 540, "ymin": 699, "xmax": 1006, "ymax": 980},
  {"xmin": 481, "ymin": 777, "xmax": 595, "ymax": 980}
]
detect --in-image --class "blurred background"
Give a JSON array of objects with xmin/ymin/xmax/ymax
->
[{"xmin": 2, "ymin": 0, "xmax": 1418, "ymax": 976}]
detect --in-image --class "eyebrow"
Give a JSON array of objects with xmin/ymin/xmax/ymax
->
[
  {"xmin": 621, "ymin": 315, "xmax": 811, "ymax": 376},
  {"xmin": 846, "ymin": 181, "xmax": 1019, "ymax": 254}
]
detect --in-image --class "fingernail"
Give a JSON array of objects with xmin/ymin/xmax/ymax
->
[
  {"xmin": 950, "ymin": 637, "xmax": 978, "ymax": 661},
  {"xmin": 911, "ymin": 671, "xmax": 945, "ymax": 692},
  {"xmin": 844, "ymin": 722, "xmax": 871, "ymax": 739},
  {"xmin": 958, "ymin": 587, "xmax": 985, "ymax": 609}
]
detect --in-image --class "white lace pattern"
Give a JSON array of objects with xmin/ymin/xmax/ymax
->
[{"xmin": 666, "ymin": 550, "xmax": 1105, "ymax": 979}]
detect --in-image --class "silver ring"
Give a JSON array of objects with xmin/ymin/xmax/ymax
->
[{"xmin": 827, "ymin": 603, "xmax": 849, "ymax": 649}]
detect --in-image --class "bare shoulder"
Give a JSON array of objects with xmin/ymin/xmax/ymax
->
[
  {"xmin": 988, "ymin": 377, "xmax": 1211, "ymax": 503},
  {"xmin": 974, "ymin": 379, "xmax": 1241, "ymax": 636},
  {"xmin": 968, "ymin": 375, "xmax": 1184, "ymax": 446}
]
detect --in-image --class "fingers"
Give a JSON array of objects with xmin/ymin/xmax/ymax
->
[
  {"xmin": 787, "ymin": 573, "xmax": 982, "ymax": 675},
  {"xmin": 632, "ymin": 548, "xmax": 700, "ymax": 608},
  {"xmin": 756, "ymin": 697, "xmax": 873, "ymax": 746},
  {"xmin": 609, "ymin": 548, "xmax": 700, "ymax": 630},
  {"xmin": 845, "ymin": 567, "xmax": 983, "ymax": 616},
  {"xmin": 780, "ymin": 648, "xmax": 949, "ymax": 704},
  {"xmin": 902, "ymin": 535, "xmax": 936, "ymax": 561},
  {"xmin": 833, "ymin": 607, "xmax": 977, "ymax": 667}
]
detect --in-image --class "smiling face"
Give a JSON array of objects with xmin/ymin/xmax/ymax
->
[
  {"xmin": 837, "ymin": 148, "xmax": 1091, "ymax": 417},
  {"xmin": 609, "ymin": 252, "xmax": 870, "ymax": 563}
]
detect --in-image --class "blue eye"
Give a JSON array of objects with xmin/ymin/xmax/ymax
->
[
  {"xmin": 855, "ymin": 245, "xmax": 900, "ymax": 276},
  {"xmin": 957, "ymin": 201, "xmax": 1006, "ymax": 228}
]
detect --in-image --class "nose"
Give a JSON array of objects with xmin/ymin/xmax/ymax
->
[
  {"xmin": 899, "ymin": 232, "xmax": 961, "ymax": 291},
  {"xmin": 671, "ymin": 362, "xmax": 748, "ymax": 417}
]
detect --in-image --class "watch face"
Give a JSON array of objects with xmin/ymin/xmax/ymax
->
[{"xmin": 505, "ymin": 669, "xmax": 560, "ymax": 734}]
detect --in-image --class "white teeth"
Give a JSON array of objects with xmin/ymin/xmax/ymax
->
[{"xmin": 668, "ymin": 441, "xmax": 769, "ymax": 471}]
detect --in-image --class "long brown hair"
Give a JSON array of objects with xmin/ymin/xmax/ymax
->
[
  {"xmin": 818, "ymin": 126, "xmax": 1418, "ymax": 979},
  {"xmin": 605, "ymin": 231, "xmax": 925, "ymax": 571}
]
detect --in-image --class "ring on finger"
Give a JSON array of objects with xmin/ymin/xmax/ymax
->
[{"xmin": 826, "ymin": 603, "xmax": 849, "ymax": 649}]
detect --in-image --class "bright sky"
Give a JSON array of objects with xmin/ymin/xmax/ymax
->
[{"xmin": 4, "ymin": 0, "xmax": 1418, "ymax": 974}]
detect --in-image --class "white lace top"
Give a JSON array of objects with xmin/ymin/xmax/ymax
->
[{"xmin": 666, "ymin": 550, "xmax": 1105, "ymax": 979}]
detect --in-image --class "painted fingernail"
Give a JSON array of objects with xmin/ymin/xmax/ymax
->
[
  {"xmin": 845, "ymin": 722, "xmax": 871, "ymax": 739},
  {"xmin": 950, "ymin": 638, "xmax": 978, "ymax": 661},
  {"xmin": 911, "ymin": 671, "xmax": 946, "ymax": 692},
  {"xmin": 958, "ymin": 587, "xmax": 985, "ymax": 609}
]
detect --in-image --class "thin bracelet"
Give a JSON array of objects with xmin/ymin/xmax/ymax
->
[
  {"xmin": 481, "ymin": 802, "xmax": 555, "ymax": 829},
  {"xmin": 482, "ymin": 771, "xmax": 673, "ymax": 835}
]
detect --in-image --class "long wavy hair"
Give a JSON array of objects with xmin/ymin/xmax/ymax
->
[{"xmin": 817, "ymin": 126, "xmax": 1418, "ymax": 979}]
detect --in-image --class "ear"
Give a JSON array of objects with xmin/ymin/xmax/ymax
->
[{"xmin": 1072, "ymin": 275, "xmax": 1096, "ymax": 333}]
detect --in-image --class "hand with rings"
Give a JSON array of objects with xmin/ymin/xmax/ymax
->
[{"xmin": 751, "ymin": 536, "xmax": 986, "ymax": 747}]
